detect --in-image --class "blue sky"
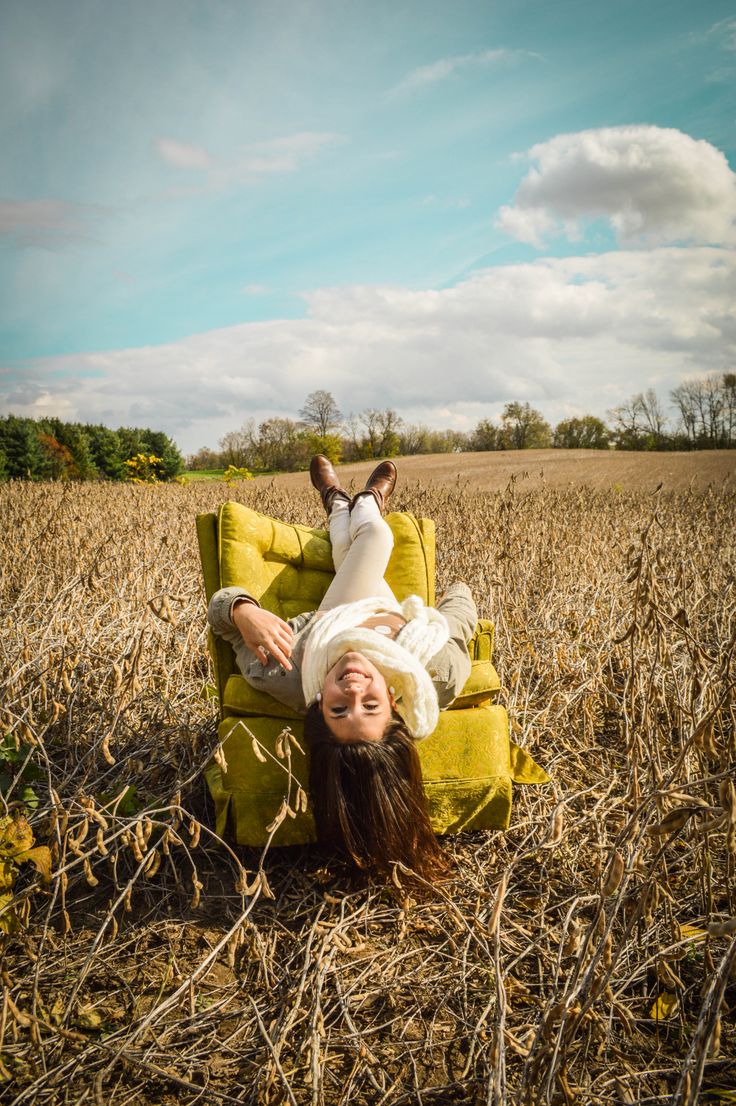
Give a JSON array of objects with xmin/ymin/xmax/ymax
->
[{"xmin": 1, "ymin": 0, "xmax": 735, "ymax": 453}]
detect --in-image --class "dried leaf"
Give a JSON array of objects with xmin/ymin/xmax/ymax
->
[
  {"xmin": 680, "ymin": 923, "xmax": 708, "ymax": 943},
  {"xmin": 649, "ymin": 807, "xmax": 696, "ymax": 836},
  {"xmin": 22, "ymin": 846, "xmax": 52, "ymax": 882},
  {"xmin": 74, "ymin": 1005, "xmax": 103, "ymax": 1030},
  {"xmin": 649, "ymin": 992, "xmax": 678, "ymax": 1020},
  {"xmin": 0, "ymin": 814, "xmax": 33, "ymax": 858},
  {"xmin": 0, "ymin": 891, "xmax": 20, "ymax": 935}
]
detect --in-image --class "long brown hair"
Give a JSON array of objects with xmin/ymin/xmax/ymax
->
[{"xmin": 304, "ymin": 702, "xmax": 448, "ymax": 881}]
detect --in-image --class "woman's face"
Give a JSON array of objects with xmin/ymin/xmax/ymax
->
[{"xmin": 320, "ymin": 651, "xmax": 395, "ymax": 743}]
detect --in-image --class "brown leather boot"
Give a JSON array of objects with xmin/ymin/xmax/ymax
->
[
  {"xmin": 309, "ymin": 455, "xmax": 350, "ymax": 516},
  {"xmin": 350, "ymin": 460, "xmax": 397, "ymax": 515}
]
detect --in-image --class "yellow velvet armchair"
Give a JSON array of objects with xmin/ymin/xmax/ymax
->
[{"xmin": 197, "ymin": 501, "xmax": 547, "ymax": 847}]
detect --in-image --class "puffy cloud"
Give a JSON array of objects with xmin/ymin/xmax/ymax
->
[
  {"xmin": 391, "ymin": 48, "xmax": 537, "ymax": 96},
  {"xmin": 3, "ymin": 246, "xmax": 733, "ymax": 452},
  {"xmin": 0, "ymin": 199, "xmax": 107, "ymax": 248},
  {"xmin": 497, "ymin": 126, "xmax": 736, "ymax": 247}
]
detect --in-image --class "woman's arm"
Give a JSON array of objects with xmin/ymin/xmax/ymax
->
[
  {"xmin": 427, "ymin": 583, "xmax": 477, "ymax": 708},
  {"xmin": 208, "ymin": 587, "xmax": 294, "ymax": 669}
]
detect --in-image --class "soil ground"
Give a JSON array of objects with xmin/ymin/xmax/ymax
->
[{"xmin": 248, "ymin": 448, "xmax": 736, "ymax": 495}]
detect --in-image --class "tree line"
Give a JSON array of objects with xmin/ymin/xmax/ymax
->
[
  {"xmin": 3, "ymin": 372, "xmax": 732, "ymax": 481},
  {"xmin": 0, "ymin": 416, "xmax": 184, "ymax": 481},
  {"xmin": 187, "ymin": 374, "xmax": 736, "ymax": 473}
]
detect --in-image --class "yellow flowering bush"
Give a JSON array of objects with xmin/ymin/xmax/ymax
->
[
  {"xmin": 123, "ymin": 454, "xmax": 164, "ymax": 483},
  {"xmin": 223, "ymin": 464, "xmax": 253, "ymax": 483}
]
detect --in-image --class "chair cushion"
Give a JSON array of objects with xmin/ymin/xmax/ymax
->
[
  {"xmin": 205, "ymin": 704, "xmax": 537, "ymax": 846},
  {"xmin": 217, "ymin": 502, "xmax": 436, "ymax": 617}
]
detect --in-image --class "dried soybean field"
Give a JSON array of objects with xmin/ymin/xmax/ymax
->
[{"xmin": 1, "ymin": 453, "xmax": 735, "ymax": 1105}]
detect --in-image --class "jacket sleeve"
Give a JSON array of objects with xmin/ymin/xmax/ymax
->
[
  {"xmin": 427, "ymin": 582, "xmax": 477, "ymax": 709},
  {"xmin": 206, "ymin": 586, "xmax": 313, "ymax": 713},
  {"xmin": 207, "ymin": 586, "xmax": 260, "ymax": 637}
]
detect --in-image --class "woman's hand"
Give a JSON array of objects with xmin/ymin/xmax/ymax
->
[{"xmin": 232, "ymin": 601, "xmax": 294, "ymax": 670}]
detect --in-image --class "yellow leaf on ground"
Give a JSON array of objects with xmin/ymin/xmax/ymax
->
[
  {"xmin": 0, "ymin": 859, "xmax": 15, "ymax": 893},
  {"xmin": 75, "ymin": 1005, "xmax": 103, "ymax": 1030},
  {"xmin": 650, "ymin": 992, "xmax": 678, "ymax": 1020},
  {"xmin": 680, "ymin": 923, "xmax": 708, "ymax": 942},
  {"xmin": 0, "ymin": 814, "xmax": 33, "ymax": 858},
  {"xmin": 0, "ymin": 891, "xmax": 20, "ymax": 935},
  {"xmin": 17, "ymin": 845, "xmax": 52, "ymax": 882}
]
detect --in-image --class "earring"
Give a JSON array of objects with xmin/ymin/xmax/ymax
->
[
  {"xmin": 389, "ymin": 686, "xmax": 395, "ymax": 695},
  {"xmin": 316, "ymin": 692, "xmax": 322, "ymax": 703}
]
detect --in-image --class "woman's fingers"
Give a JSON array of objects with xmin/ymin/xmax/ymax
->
[
  {"xmin": 235, "ymin": 606, "xmax": 295, "ymax": 670},
  {"xmin": 259, "ymin": 613, "xmax": 294, "ymax": 669},
  {"xmin": 261, "ymin": 639, "xmax": 292, "ymax": 669}
]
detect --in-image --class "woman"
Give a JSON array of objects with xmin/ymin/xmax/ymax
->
[{"xmin": 207, "ymin": 456, "xmax": 477, "ymax": 880}]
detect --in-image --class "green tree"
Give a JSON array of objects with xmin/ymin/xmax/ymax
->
[
  {"xmin": 469, "ymin": 419, "xmax": 500, "ymax": 451},
  {"xmin": 0, "ymin": 416, "xmax": 51, "ymax": 479},
  {"xmin": 553, "ymin": 416, "xmax": 610, "ymax": 449},
  {"xmin": 305, "ymin": 431, "xmax": 342, "ymax": 464},
  {"xmin": 499, "ymin": 402, "xmax": 552, "ymax": 449},
  {"xmin": 85, "ymin": 424, "xmax": 126, "ymax": 479},
  {"xmin": 42, "ymin": 419, "xmax": 98, "ymax": 479},
  {"xmin": 256, "ymin": 418, "xmax": 311, "ymax": 471},
  {"xmin": 139, "ymin": 429, "xmax": 184, "ymax": 479},
  {"xmin": 116, "ymin": 427, "xmax": 147, "ymax": 460}
]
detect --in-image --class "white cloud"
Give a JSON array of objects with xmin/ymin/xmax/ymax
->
[
  {"xmin": 234, "ymin": 132, "xmax": 343, "ymax": 176},
  {"xmin": 391, "ymin": 48, "xmax": 537, "ymax": 96},
  {"xmin": 3, "ymin": 246, "xmax": 734, "ymax": 453},
  {"xmin": 497, "ymin": 126, "xmax": 736, "ymax": 247},
  {"xmin": 0, "ymin": 199, "xmax": 107, "ymax": 248},
  {"xmin": 153, "ymin": 130, "xmax": 343, "ymax": 191},
  {"xmin": 155, "ymin": 137, "xmax": 212, "ymax": 170},
  {"xmin": 708, "ymin": 17, "xmax": 736, "ymax": 51}
]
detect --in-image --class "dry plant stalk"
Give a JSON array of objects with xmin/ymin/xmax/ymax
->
[{"xmin": 0, "ymin": 475, "xmax": 734, "ymax": 1105}]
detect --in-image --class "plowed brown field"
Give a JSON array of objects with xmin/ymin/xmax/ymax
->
[{"xmin": 257, "ymin": 447, "xmax": 736, "ymax": 494}]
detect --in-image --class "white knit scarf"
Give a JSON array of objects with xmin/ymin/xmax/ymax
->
[{"xmin": 301, "ymin": 595, "xmax": 449, "ymax": 739}]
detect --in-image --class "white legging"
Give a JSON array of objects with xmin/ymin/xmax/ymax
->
[{"xmin": 318, "ymin": 496, "xmax": 397, "ymax": 611}]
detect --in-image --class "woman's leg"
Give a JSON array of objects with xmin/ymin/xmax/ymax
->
[
  {"xmin": 327, "ymin": 498, "xmax": 351, "ymax": 572},
  {"xmin": 320, "ymin": 496, "xmax": 396, "ymax": 610}
]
